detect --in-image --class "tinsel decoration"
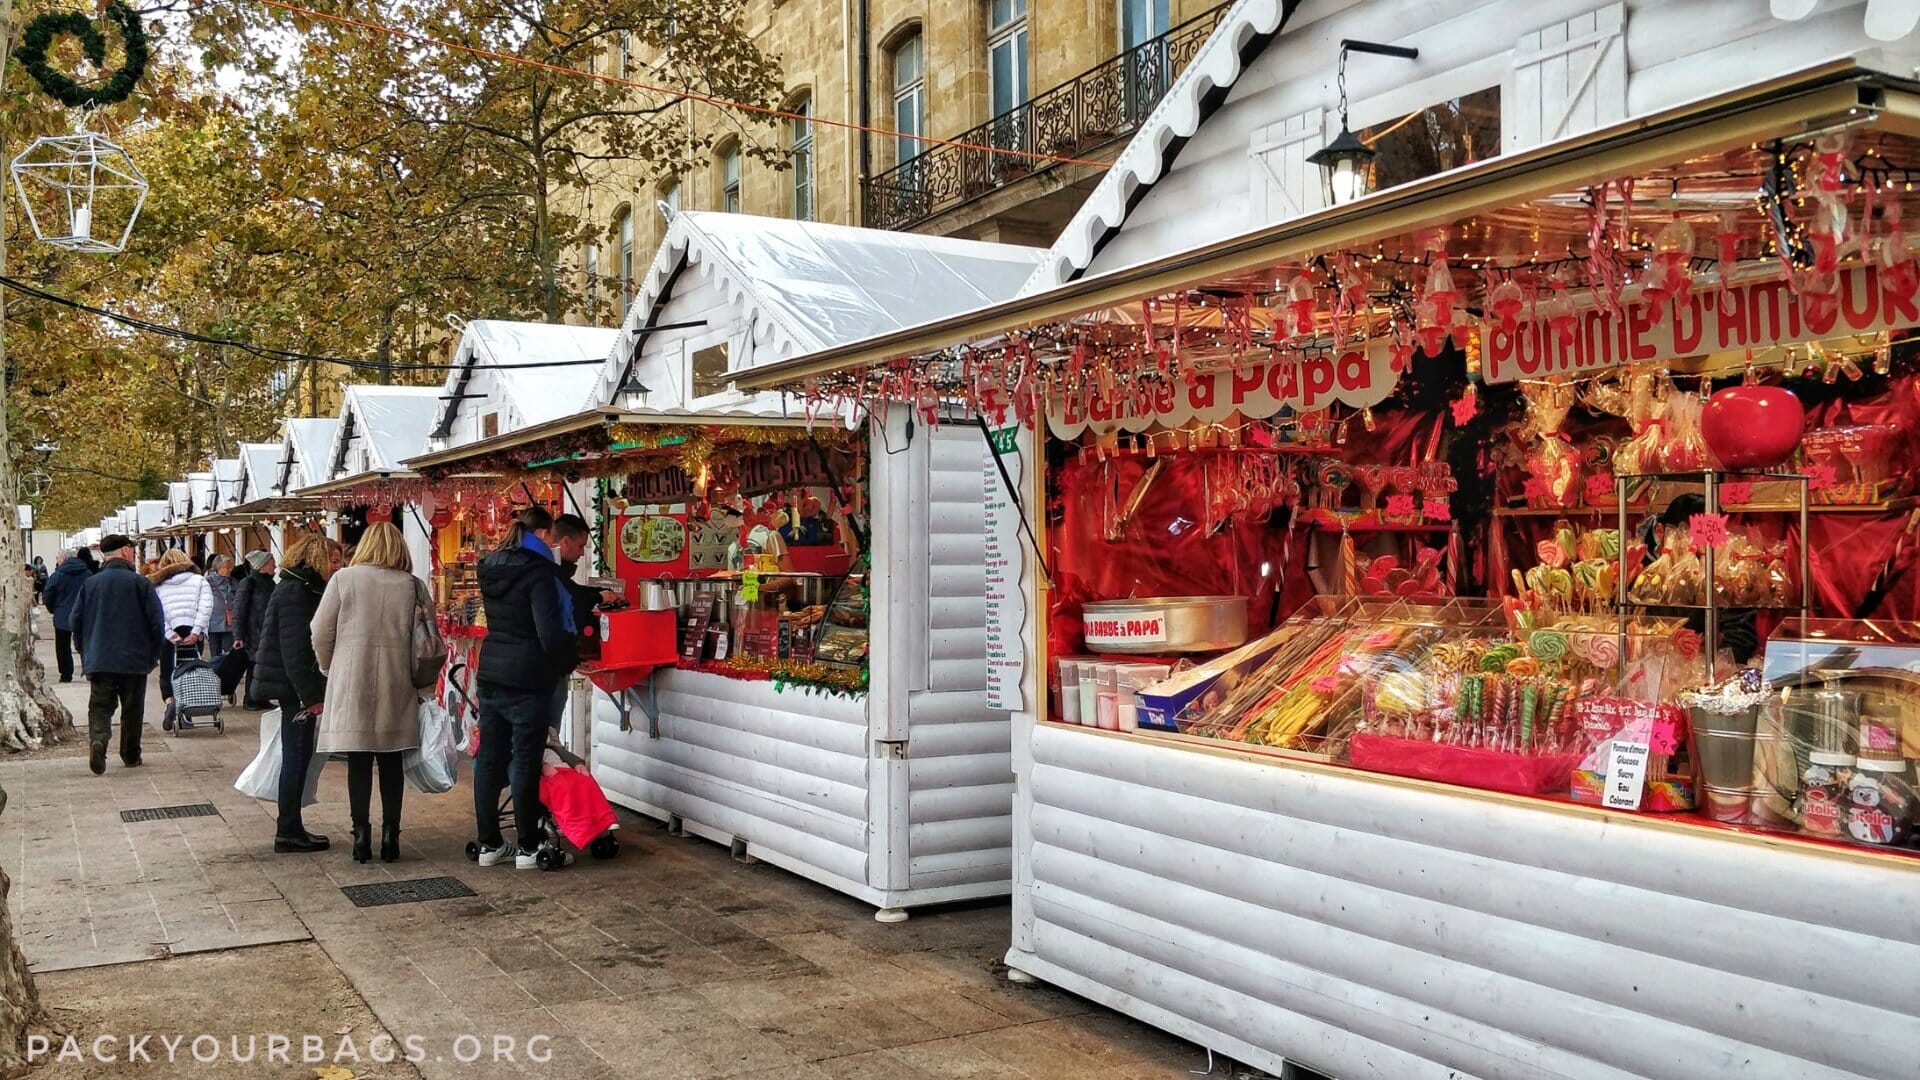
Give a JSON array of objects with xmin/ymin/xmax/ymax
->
[{"xmin": 16, "ymin": 1, "xmax": 149, "ymax": 109}]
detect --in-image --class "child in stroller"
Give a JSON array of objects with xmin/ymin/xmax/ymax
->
[
  {"xmin": 446, "ymin": 667, "xmax": 619, "ymax": 871},
  {"xmin": 465, "ymin": 739, "xmax": 621, "ymax": 870}
]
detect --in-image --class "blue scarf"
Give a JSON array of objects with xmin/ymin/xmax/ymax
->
[{"xmin": 521, "ymin": 533, "xmax": 575, "ymax": 633}]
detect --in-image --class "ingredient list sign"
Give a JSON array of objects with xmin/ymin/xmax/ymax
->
[{"xmin": 983, "ymin": 425, "xmax": 1025, "ymax": 711}]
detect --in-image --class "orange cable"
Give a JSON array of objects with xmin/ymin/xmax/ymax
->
[{"xmin": 250, "ymin": 0, "xmax": 1115, "ymax": 170}]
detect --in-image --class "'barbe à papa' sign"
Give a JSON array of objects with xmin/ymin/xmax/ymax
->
[
  {"xmin": 1046, "ymin": 339, "xmax": 1399, "ymax": 437},
  {"xmin": 1483, "ymin": 265, "xmax": 1920, "ymax": 384}
]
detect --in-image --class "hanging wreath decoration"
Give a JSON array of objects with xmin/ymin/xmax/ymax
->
[{"xmin": 16, "ymin": 1, "xmax": 149, "ymax": 110}]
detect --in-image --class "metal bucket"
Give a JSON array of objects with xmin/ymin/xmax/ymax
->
[{"xmin": 1688, "ymin": 704, "xmax": 1768, "ymax": 823}]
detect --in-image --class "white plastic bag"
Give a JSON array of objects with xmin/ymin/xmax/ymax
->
[
  {"xmin": 234, "ymin": 709, "xmax": 323, "ymax": 807},
  {"xmin": 404, "ymin": 700, "xmax": 458, "ymax": 794}
]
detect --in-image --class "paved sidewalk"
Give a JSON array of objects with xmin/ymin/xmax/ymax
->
[{"xmin": 3, "ymin": 632, "xmax": 1211, "ymax": 1079}]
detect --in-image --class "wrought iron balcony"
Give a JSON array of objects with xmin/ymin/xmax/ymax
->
[{"xmin": 864, "ymin": 3, "xmax": 1231, "ymax": 232}]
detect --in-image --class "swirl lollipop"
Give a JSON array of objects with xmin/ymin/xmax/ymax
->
[
  {"xmin": 1527, "ymin": 630, "xmax": 1569, "ymax": 663},
  {"xmin": 1353, "ymin": 464, "xmax": 1388, "ymax": 512},
  {"xmin": 1585, "ymin": 634, "xmax": 1622, "ymax": 669},
  {"xmin": 1315, "ymin": 458, "xmax": 1352, "ymax": 509}
]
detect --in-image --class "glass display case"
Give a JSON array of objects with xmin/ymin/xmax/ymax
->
[
  {"xmin": 1063, "ymin": 597, "xmax": 1696, "ymax": 800},
  {"xmin": 813, "ymin": 572, "xmax": 870, "ymax": 668},
  {"xmin": 1755, "ymin": 620, "xmax": 1920, "ymax": 850}
]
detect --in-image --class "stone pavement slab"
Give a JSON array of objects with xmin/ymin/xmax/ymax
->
[{"xmin": 5, "ymin": 632, "xmax": 1217, "ymax": 1078}]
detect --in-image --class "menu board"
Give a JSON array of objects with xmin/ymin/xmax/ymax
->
[{"xmin": 982, "ymin": 425, "xmax": 1026, "ymax": 711}]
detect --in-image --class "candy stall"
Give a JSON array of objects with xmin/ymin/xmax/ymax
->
[
  {"xmin": 737, "ymin": 56, "xmax": 1920, "ymax": 1080},
  {"xmin": 406, "ymin": 403, "xmax": 1013, "ymax": 919}
]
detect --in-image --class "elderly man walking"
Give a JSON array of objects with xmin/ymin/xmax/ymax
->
[{"xmin": 69, "ymin": 535, "xmax": 167, "ymax": 775}]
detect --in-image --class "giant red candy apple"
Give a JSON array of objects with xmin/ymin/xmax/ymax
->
[{"xmin": 1700, "ymin": 385, "xmax": 1805, "ymax": 469}]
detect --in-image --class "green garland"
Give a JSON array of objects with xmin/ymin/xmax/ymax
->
[{"xmin": 16, "ymin": 1, "xmax": 149, "ymax": 109}]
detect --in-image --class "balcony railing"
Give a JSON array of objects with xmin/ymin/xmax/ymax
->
[{"xmin": 864, "ymin": 2, "xmax": 1232, "ymax": 232}]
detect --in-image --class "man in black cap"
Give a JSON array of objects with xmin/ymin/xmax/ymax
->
[{"xmin": 68, "ymin": 535, "xmax": 166, "ymax": 774}]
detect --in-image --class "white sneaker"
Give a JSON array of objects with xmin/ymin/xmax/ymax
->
[
  {"xmin": 516, "ymin": 846, "xmax": 573, "ymax": 870},
  {"xmin": 476, "ymin": 843, "xmax": 513, "ymax": 867}
]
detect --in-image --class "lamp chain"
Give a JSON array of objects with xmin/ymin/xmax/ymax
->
[{"xmin": 1336, "ymin": 45, "xmax": 1349, "ymax": 127}]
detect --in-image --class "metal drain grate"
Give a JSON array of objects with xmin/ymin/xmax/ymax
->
[
  {"xmin": 340, "ymin": 876, "xmax": 477, "ymax": 908},
  {"xmin": 119, "ymin": 803, "xmax": 220, "ymax": 823}
]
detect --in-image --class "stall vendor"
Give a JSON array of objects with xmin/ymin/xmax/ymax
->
[
  {"xmin": 779, "ymin": 496, "xmax": 838, "ymax": 547},
  {"xmin": 726, "ymin": 506, "xmax": 791, "ymax": 571}
]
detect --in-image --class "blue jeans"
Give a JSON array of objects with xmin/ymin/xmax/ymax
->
[
  {"xmin": 275, "ymin": 702, "xmax": 319, "ymax": 839},
  {"xmin": 474, "ymin": 681, "xmax": 554, "ymax": 849},
  {"xmin": 209, "ymin": 631, "xmax": 235, "ymax": 659}
]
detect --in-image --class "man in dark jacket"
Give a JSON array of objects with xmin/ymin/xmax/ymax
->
[
  {"xmin": 472, "ymin": 507, "xmax": 577, "ymax": 868},
  {"xmin": 40, "ymin": 549, "xmax": 94, "ymax": 682},
  {"xmin": 231, "ymin": 549, "xmax": 275, "ymax": 707},
  {"xmin": 248, "ymin": 536, "xmax": 331, "ymax": 853},
  {"xmin": 69, "ymin": 535, "xmax": 166, "ymax": 775}
]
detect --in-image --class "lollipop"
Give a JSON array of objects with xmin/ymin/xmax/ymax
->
[
  {"xmin": 1315, "ymin": 458, "xmax": 1352, "ymax": 509},
  {"xmin": 1506, "ymin": 656, "xmax": 1542, "ymax": 677},
  {"xmin": 1536, "ymin": 539, "xmax": 1569, "ymax": 569},
  {"xmin": 1353, "ymin": 464, "xmax": 1388, "ymax": 512},
  {"xmin": 1481, "ymin": 644, "xmax": 1522, "ymax": 672},
  {"xmin": 1528, "ymin": 630, "xmax": 1570, "ymax": 663},
  {"xmin": 1673, "ymin": 628, "xmax": 1702, "ymax": 661},
  {"xmin": 1585, "ymin": 635, "xmax": 1622, "ymax": 669}
]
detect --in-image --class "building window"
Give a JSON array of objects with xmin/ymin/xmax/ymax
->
[
  {"xmin": 1120, "ymin": 0, "xmax": 1169, "ymax": 48},
  {"xmin": 692, "ymin": 343, "xmax": 731, "ymax": 399},
  {"xmin": 583, "ymin": 242, "xmax": 600, "ymax": 321},
  {"xmin": 618, "ymin": 33, "xmax": 631, "ymax": 78},
  {"xmin": 789, "ymin": 94, "xmax": 814, "ymax": 221},
  {"xmin": 988, "ymin": 0, "xmax": 1029, "ymax": 119},
  {"xmin": 615, "ymin": 208, "xmax": 635, "ymax": 307},
  {"xmin": 719, "ymin": 143, "xmax": 741, "ymax": 212},
  {"xmin": 891, "ymin": 31, "xmax": 925, "ymax": 169},
  {"xmin": 662, "ymin": 182, "xmax": 680, "ymax": 215},
  {"xmin": 1359, "ymin": 86, "xmax": 1502, "ymax": 193}
]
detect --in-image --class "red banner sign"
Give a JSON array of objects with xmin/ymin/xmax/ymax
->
[
  {"xmin": 1046, "ymin": 340, "xmax": 1400, "ymax": 437},
  {"xmin": 1483, "ymin": 265, "xmax": 1920, "ymax": 384}
]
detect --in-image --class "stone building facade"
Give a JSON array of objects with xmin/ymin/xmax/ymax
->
[{"xmin": 566, "ymin": 0, "xmax": 1228, "ymax": 325}]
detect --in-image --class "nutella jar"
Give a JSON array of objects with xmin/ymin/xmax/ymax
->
[
  {"xmin": 1845, "ymin": 757, "xmax": 1915, "ymax": 847},
  {"xmin": 1798, "ymin": 751, "xmax": 1851, "ymax": 839}
]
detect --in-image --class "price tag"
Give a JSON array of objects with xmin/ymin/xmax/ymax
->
[
  {"xmin": 740, "ymin": 570, "xmax": 760, "ymax": 602},
  {"xmin": 1603, "ymin": 739, "xmax": 1651, "ymax": 810}
]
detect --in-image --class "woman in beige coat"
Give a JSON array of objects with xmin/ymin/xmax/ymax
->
[{"xmin": 312, "ymin": 522, "xmax": 426, "ymax": 863}]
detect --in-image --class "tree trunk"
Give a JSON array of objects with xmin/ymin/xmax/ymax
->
[
  {"xmin": 534, "ymin": 161, "xmax": 558, "ymax": 321},
  {"xmin": 0, "ymin": 0, "xmax": 59, "ymax": 1070}
]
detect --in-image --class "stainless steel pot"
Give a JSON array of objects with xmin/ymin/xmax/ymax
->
[{"xmin": 1081, "ymin": 596, "xmax": 1248, "ymax": 654}]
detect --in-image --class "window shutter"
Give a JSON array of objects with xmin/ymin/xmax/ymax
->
[
  {"xmin": 1506, "ymin": 2, "xmax": 1627, "ymax": 152},
  {"xmin": 1248, "ymin": 107, "xmax": 1325, "ymax": 226}
]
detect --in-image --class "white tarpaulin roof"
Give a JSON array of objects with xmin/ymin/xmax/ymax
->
[
  {"xmin": 468, "ymin": 321, "xmax": 619, "ymax": 426},
  {"xmin": 332, "ymin": 385, "xmax": 442, "ymax": 475},
  {"xmin": 166, "ymin": 482, "xmax": 189, "ymax": 521},
  {"xmin": 136, "ymin": 500, "xmax": 167, "ymax": 534},
  {"xmin": 590, "ymin": 210, "xmax": 1046, "ymax": 405},
  {"xmin": 212, "ymin": 458, "xmax": 243, "ymax": 510},
  {"xmin": 282, "ymin": 418, "xmax": 339, "ymax": 493},
  {"xmin": 239, "ymin": 442, "xmax": 280, "ymax": 503},
  {"xmin": 187, "ymin": 472, "xmax": 217, "ymax": 519}
]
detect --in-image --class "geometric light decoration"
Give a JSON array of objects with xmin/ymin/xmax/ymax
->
[{"xmin": 10, "ymin": 131, "xmax": 147, "ymax": 254}]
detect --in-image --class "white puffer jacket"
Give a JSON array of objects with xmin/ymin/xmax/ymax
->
[{"xmin": 152, "ymin": 568, "xmax": 213, "ymax": 639}]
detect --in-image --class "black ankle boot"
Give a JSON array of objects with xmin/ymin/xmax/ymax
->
[
  {"xmin": 351, "ymin": 825, "xmax": 372, "ymax": 864},
  {"xmin": 380, "ymin": 825, "xmax": 400, "ymax": 863}
]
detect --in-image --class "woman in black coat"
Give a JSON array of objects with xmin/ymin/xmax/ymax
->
[{"xmin": 250, "ymin": 535, "xmax": 341, "ymax": 853}]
